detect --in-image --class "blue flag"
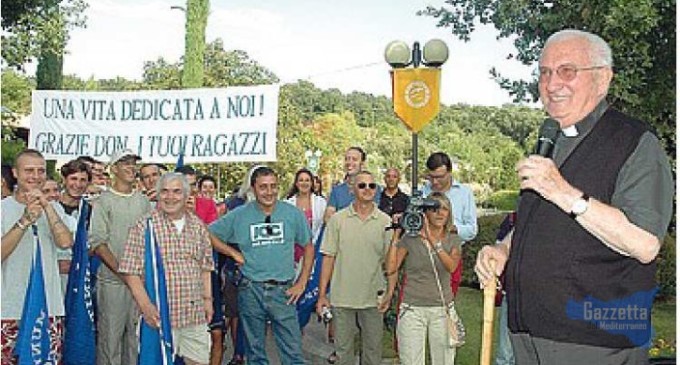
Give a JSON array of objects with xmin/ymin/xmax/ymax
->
[
  {"xmin": 296, "ymin": 225, "xmax": 326, "ymax": 328},
  {"xmin": 174, "ymin": 152, "xmax": 184, "ymax": 172},
  {"xmin": 14, "ymin": 226, "xmax": 51, "ymax": 365},
  {"xmin": 138, "ymin": 219, "xmax": 176, "ymax": 365},
  {"xmin": 63, "ymin": 200, "xmax": 96, "ymax": 365}
]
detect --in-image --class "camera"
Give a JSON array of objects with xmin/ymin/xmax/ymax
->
[
  {"xmin": 321, "ymin": 306, "xmax": 333, "ymax": 324},
  {"xmin": 400, "ymin": 190, "xmax": 441, "ymax": 237}
]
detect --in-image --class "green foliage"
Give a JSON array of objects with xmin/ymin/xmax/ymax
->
[
  {"xmin": 462, "ymin": 214, "xmax": 507, "ymax": 287},
  {"xmin": 483, "ymin": 190, "xmax": 519, "ymax": 211},
  {"xmin": 1, "ymin": 69, "xmax": 34, "ymax": 115},
  {"xmin": 1, "ymin": 0, "xmax": 87, "ymax": 70},
  {"xmin": 656, "ymin": 233, "xmax": 676, "ymax": 301},
  {"xmin": 203, "ymin": 40, "xmax": 279, "ymax": 87},
  {"xmin": 36, "ymin": 47, "xmax": 63, "ymax": 90},
  {"xmin": 1, "ymin": 125, "xmax": 27, "ymax": 165},
  {"xmin": 182, "ymin": 0, "xmax": 209, "ymax": 88},
  {"xmin": 419, "ymin": 0, "xmax": 675, "ymax": 157}
]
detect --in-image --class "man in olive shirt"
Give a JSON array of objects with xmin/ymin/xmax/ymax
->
[
  {"xmin": 89, "ymin": 149, "xmax": 151, "ymax": 365},
  {"xmin": 316, "ymin": 171, "xmax": 393, "ymax": 365}
]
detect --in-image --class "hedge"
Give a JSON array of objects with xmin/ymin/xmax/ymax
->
[{"xmin": 463, "ymin": 214, "xmax": 676, "ymax": 301}]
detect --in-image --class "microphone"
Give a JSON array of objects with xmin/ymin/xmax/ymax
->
[{"xmin": 535, "ymin": 118, "xmax": 560, "ymax": 158}]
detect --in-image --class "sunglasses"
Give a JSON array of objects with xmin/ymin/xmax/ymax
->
[
  {"xmin": 357, "ymin": 182, "xmax": 377, "ymax": 190},
  {"xmin": 264, "ymin": 215, "xmax": 273, "ymax": 235}
]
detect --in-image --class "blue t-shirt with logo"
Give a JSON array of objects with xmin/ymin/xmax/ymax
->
[{"xmin": 209, "ymin": 201, "xmax": 311, "ymax": 282}]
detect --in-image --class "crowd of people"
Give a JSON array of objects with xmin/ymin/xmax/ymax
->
[{"xmin": 1, "ymin": 29, "xmax": 673, "ymax": 365}]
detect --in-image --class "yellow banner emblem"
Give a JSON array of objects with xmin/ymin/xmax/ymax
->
[{"xmin": 391, "ymin": 68, "xmax": 441, "ymax": 133}]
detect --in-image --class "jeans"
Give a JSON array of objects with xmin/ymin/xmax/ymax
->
[
  {"xmin": 495, "ymin": 297, "xmax": 515, "ymax": 365},
  {"xmin": 397, "ymin": 303, "xmax": 456, "ymax": 365},
  {"xmin": 238, "ymin": 278, "xmax": 304, "ymax": 365},
  {"xmin": 333, "ymin": 307, "xmax": 383, "ymax": 365}
]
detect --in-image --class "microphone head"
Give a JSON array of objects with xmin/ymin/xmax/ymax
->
[
  {"xmin": 539, "ymin": 118, "xmax": 561, "ymax": 140},
  {"xmin": 535, "ymin": 118, "xmax": 561, "ymax": 157}
]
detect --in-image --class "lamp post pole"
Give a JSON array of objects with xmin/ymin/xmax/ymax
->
[{"xmin": 384, "ymin": 39, "xmax": 449, "ymax": 193}]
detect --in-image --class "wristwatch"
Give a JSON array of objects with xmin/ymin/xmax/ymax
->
[{"xmin": 569, "ymin": 193, "xmax": 590, "ymax": 219}]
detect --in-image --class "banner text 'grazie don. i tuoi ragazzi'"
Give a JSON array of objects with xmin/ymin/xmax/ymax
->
[{"xmin": 28, "ymin": 85, "xmax": 279, "ymax": 163}]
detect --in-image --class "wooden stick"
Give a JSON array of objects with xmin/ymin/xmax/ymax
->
[{"xmin": 480, "ymin": 260, "xmax": 497, "ymax": 365}]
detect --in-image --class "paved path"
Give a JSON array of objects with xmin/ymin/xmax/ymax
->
[{"xmin": 222, "ymin": 318, "xmax": 397, "ymax": 364}]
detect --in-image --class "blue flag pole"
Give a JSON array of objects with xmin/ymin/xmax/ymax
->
[
  {"xmin": 138, "ymin": 219, "xmax": 176, "ymax": 365},
  {"xmin": 174, "ymin": 151, "xmax": 185, "ymax": 172},
  {"xmin": 296, "ymin": 225, "xmax": 326, "ymax": 328},
  {"xmin": 63, "ymin": 199, "xmax": 96, "ymax": 365},
  {"xmin": 14, "ymin": 225, "xmax": 51, "ymax": 365}
]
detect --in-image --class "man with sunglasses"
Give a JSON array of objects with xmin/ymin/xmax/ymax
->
[
  {"xmin": 89, "ymin": 148, "xmax": 152, "ymax": 365},
  {"xmin": 475, "ymin": 30, "xmax": 673, "ymax": 364},
  {"xmin": 317, "ymin": 171, "xmax": 393, "ymax": 365},
  {"xmin": 209, "ymin": 166, "xmax": 314, "ymax": 365},
  {"xmin": 323, "ymin": 147, "xmax": 382, "ymax": 223}
]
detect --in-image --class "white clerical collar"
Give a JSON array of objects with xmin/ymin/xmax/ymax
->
[{"xmin": 562, "ymin": 125, "xmax": 579, "ymax": 137}]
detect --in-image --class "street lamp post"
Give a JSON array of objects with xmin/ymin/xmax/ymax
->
[{"xmin": 384, "ymin": 39, "xmax": 449, "ymax": 192}]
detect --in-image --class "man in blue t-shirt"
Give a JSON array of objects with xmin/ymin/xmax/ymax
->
[
  {"xmin": 324, "ymin": 146, "xmax": 381, "ymax": 223},
  {"xmin": 209, "ymin": 166, "xmax": 313, "ymax": 365}
]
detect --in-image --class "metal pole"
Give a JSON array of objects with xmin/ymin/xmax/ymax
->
[{"xmin": 412, "ymin": 132, "xmax": 418, "ymax": 193}]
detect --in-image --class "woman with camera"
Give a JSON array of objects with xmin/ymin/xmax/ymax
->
[{"xmin": 385, "ymin": 192, "xmax": 463, "ymax": 365}]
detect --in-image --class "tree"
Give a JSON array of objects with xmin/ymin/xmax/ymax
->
[
  {"xmin": 143, "ymin": 39, "xmax": 278, "ymax": 90},
  {"xmin": 1, "ymin": 70, "xmax": 34, "ymax": 115},
  {"xmin": 419, "ymin": 0, "xmax": 675, "ymax": 155},
  {"xmin": 203, "ymin": 40, "xmax": 278, "ymax": 87},
  {"xmin": 1, "ymin": 0, "xmax": 87, "ymax": 70},
  {"xmin": 182, "ymin": 0, "xmax": 209, "ymax": 88}
]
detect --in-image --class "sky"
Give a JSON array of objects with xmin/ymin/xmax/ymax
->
[{"xmin": 61, "ymin": 0, "xmax": 537, "ymax": 107}]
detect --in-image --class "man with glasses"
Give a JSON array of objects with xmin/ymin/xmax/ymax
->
[
  {"xmin": 209, "ymin": 166, "xmax": 314, "ymax": 365},
  {"xmin": 317, "ymin": 171, "xmax": 393, "ymax": 365},
  {"xmin": 90, "ymin": 148, "xmax": 152, "ymax": 365},
  {"xmin": 422, "ymin": 152, "xmax": 478, "ymax": 297},
  {"xmin": 422, "ymin": 152, "xmax": 478, "ymax": 242},
  {"xmin": 475, "ymin": 30, "xmax": 673, "ymax": 364}
]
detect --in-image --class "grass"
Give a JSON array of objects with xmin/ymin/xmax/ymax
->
[
  {"xmin": 651, "ymin": 299, "xmax": 677, "ymax": 357},
  {"xmin": 382, "ymin": 287, "xmax": 676, "ymax": 363}
]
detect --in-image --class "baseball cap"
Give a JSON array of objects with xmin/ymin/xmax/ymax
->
[{"xmin": 109, "ymin": 148, "xmax": 141, "ymax": 165}]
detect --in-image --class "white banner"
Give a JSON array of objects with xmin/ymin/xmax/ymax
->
[{"xmin": 28, "ymin": 85, "xmax": 279, "ymax": 163}]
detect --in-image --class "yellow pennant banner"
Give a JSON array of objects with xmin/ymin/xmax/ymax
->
[{"xmin": 391, "ymin": 68, "xmax": 441, "ymax": 133}]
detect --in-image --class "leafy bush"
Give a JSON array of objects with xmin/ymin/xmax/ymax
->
[
  {"xmin": 483, "ymin": 190, "xmax": 519, "ymax": 211},
  {"xmin": 462, "ymin": 214, "xmax": 506, "ymax": 288},
  {"xmin": 656, "ymin": 233, "xmax": 676, "ymax": 301}
]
